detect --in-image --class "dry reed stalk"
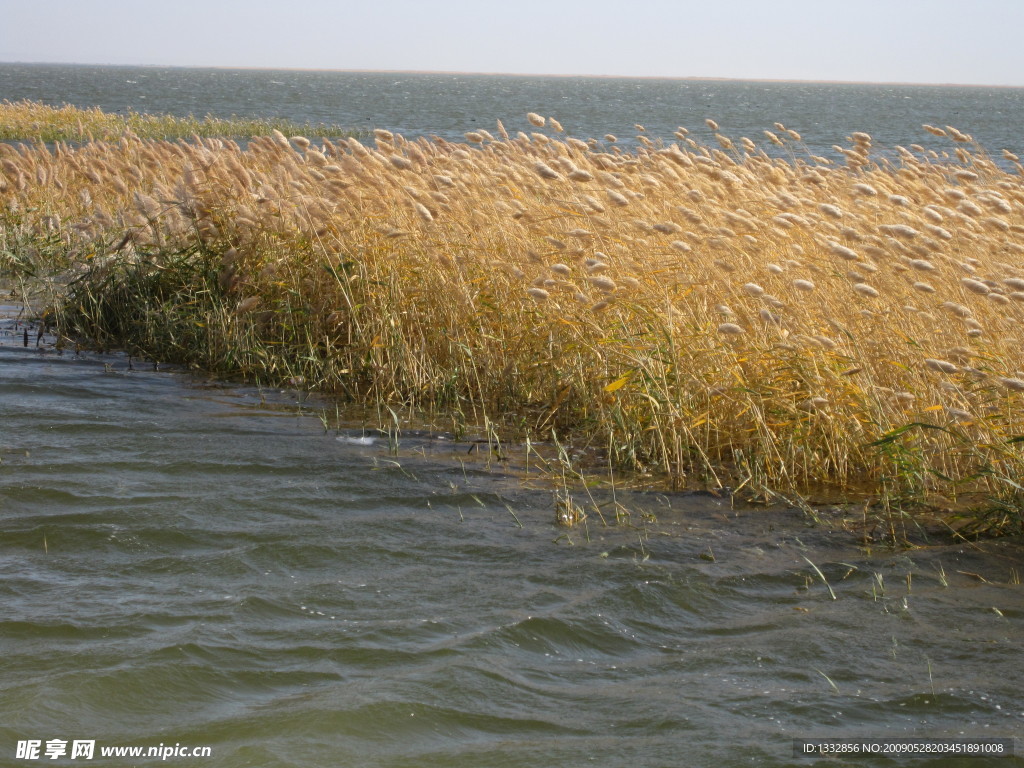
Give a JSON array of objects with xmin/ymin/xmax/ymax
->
[{"xmin": 4, "ymin": 104, "xmax": 1024, "ymax": 533}]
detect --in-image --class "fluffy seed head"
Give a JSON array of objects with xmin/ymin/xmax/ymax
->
[
  {"xmin": 946, "ymin": 126, "xmax": 972, "ymax": 143},
  {"xmin": 998, "ymin": 377, "xmax": 1024, "ymax": 392},
  {"xmin": 940, "ymin": 302, "xmax": 972, "ymax": 318},
  {"xmin": 925, "ymin": 358, "xmax": 959, "ymax": 374},
  {"xmin": 742, "ymin": 282, "xmax": 765, "ymax": 297},
  {"xmin": 414, "ymin": 202, "xmax": 433, "ymax": 223},
  {"xmin": 606, "ymin": 189, "xmax": 629, "ymax": 207},
  {"xmin": 533, "ymin": 162, "xmax": 562, "ymax": 181},
  {"xmin": 881, "ymin": 224, "xmax": 920, "ymax": 240},
  {"xmin": 828, "ymin": 242, "xmax": 859, "ymax": 260},
  {"xmin": 236, "ymin": 296, "xmax": 260, "ymax": 314},
  {"xmin": 961, "ymin": 278, "xmax": 990, "ymax": 295},
  {"xmin": 653, "ymin": 222, "xmax": 682, "ymax": 234}
]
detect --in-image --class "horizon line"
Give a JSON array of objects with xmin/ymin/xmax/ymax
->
[{"xmin": 3, "ymin": 60, "xmax": 1024, "ymax": 90}]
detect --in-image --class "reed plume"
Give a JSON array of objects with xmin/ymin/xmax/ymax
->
[{"xmin": 4, "ymin": 102, "xmax": 1024, "ymax": 535}]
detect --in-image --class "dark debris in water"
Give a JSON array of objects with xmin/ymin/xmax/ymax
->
[{"xmin": 0, "ymin": 304, "xmax": 55, "ymax": 350}]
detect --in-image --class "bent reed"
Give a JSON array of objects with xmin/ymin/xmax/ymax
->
[{"xmin": 3, "ymin": 107, "xmax": 1024, "ymax": 535}]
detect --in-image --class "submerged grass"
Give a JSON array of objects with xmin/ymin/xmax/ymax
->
[
  {"xmin": 0, "ymin": 100, "xmax": 363, "ymax": 143},
  {"xmin": 3, "ymin": 107, "xmax": 1024, "ymax": 536}
]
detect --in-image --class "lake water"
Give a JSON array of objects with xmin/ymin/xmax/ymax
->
[
  {"xmin": 2, "ymin": 63, "xmax": 1024, "ymax": 160},
  {"xmin": 1, "ymin": 65, "xmax": 1024, "ymax": 766}
]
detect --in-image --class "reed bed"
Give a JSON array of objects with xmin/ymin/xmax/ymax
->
[
  {"xmin": 3, "ymin": 108, "xmax": 1024, "ymax": 535},
  {"xmin": 0, "ymin": 100, "xmax": 360, "ymax": 143}
]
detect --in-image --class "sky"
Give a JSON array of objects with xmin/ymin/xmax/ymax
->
[{"xmin": 2, "ymin": 0, "xmax": 1023, "ymax": 86}]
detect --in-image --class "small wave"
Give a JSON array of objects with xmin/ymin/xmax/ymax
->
[{"xmin": 336, "ymin": 435, "xmax": 377, "ymax": 446}]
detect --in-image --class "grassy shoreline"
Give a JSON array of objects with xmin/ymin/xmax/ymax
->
[
  {"xmin": 3, "ymin": 105, "xmax": 1024, "ymax": 537},
  {"xmin": 0, "ymin": 99, "xmax": 364, "ymax": 143}
]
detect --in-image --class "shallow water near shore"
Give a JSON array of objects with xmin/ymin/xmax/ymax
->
[{"xmin": 1, "ymin": 309, "xmax": 1022, "ymax": 767}]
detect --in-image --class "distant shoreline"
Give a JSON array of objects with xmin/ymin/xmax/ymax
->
[{"xmin": 3, "ymin": 60, "xmax": 1023, "ymax": 90}]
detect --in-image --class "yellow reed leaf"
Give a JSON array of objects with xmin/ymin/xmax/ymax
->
[
  {"xmin": 923, "ymin": 405, "xmax": 944, "ymax": 412},
  {"xmin": 604, "ymin": 373, "xmax": 632, "ymax": 393}
]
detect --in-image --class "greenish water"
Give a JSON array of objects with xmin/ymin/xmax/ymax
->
[
  {"xmin": 1, "ymin": 310, "xmax": 1023, "ymax": 767},
  {"xmin": 2, "ymin": 63, "xmax": 1023, "ymax": 160}
]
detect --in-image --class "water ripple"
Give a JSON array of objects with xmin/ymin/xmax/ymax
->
[{"xmin": 2, "ymin": 335, "xmax": 1023, "ymax": 766}]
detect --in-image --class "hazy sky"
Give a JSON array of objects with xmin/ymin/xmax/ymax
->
[{"xmin": 2, "ymin": 0, "xmax": 1023, "ymax": 86}]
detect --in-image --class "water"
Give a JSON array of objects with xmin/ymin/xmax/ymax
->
[
  {"xmin": 2, "ymin": 66, "xmax": 1024, "ymax": 766},
  {"xmin": 2, "ymin": 314, "xmax": 1024, "ymax": 766},
  {"xmin": 2, "ymin": 63, "xmax": 1024, "ymax": 161}
]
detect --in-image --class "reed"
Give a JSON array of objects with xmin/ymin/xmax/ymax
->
[
  {"xmin": 0, "ymin": 100, "xmax": 363, "ymax": 143},
  {"xmin": 3, "ymin": 106, "xmax": 1024, "ymax": 537}
]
